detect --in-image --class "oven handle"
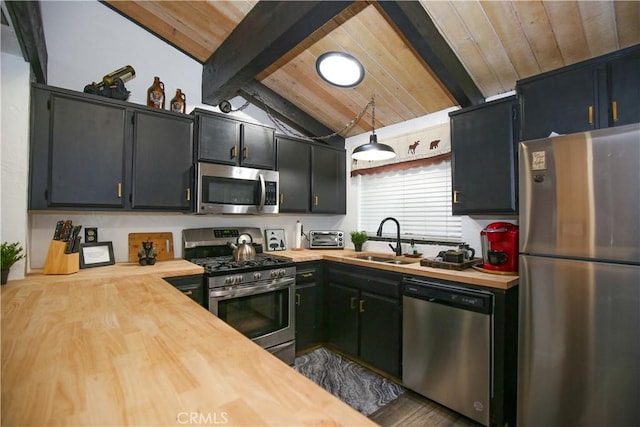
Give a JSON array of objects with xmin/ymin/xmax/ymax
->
[
  {"xmin": 257, "ymin": 174, "xmax": 266, "ymax": 211},
  {"xmin": 210, "ymin": 278, "xmax": 294, "ymax": 300}
]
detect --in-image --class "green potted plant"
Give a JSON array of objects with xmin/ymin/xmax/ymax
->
[
  {"xmin": 1, "ymin": 242, "xmax": 25, "ymax": 285},
  {"xmin": 350, "ymin": 231, "xmax": 368, "ymax": 252}
]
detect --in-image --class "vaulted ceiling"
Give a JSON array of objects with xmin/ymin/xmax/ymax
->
[{"xmin": 102, "ymin": 1, "xmax": 640, "ymax": 142}]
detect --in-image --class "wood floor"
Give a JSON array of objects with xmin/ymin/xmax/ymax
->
[{"xmin": 369, "ymin": 390, "xmax": 482, "ymax": 427}]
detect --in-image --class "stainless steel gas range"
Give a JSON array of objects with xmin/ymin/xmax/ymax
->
[{"xmin": 182, "ymin": 227, "xmax": 296, "ymax": 365}]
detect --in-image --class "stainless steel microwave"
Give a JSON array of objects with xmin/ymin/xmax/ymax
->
[
  {"xmin": 309, "ymin": 230, "xmax": 344, "ymax": 249},
  {"xmin": 196, "ymin": 163, "xmax": 279, "ymax": 214}
]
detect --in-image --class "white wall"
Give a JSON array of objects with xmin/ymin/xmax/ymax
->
[{"xmin": 1, "ymin": 52, "xmax": 30, "ymax": 279}]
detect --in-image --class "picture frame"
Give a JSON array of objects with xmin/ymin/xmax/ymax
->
[
  {"xmin": 79, "ymin": 241, "xmax": 116, "ymax": 268},
  {"xmin": 264, "ymin": 229, "xmax": 286, "ymax": 251}
]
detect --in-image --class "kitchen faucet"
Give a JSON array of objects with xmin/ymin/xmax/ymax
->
[{"xmin": 376, "ymin": 217, "xmax": 402, "ymax": 256}]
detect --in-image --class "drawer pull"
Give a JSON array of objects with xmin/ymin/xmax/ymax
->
[
  {"xmin": 182, "ymin": 290, "xmax": 193, "ymax": 296},
  {"xmin": 301, "ymin": 273, "xmax": 313, "ymax": 278}
]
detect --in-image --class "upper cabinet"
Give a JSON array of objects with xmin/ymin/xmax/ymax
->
[
  {"xmin": 449, "ymin": 96, "xmax": 519, "ymax": 215},
  {"xmin": 193, "ymin": 109, "xmax": 276, "ymax": 170},
  {"xmin": 29, "ymin": 84, "xmax": 193, "ymax": 211},
  {"xmin": 276, "ymin": 135, "xmax": 346, "ymax": 214},
  {"xmin": 518, "ymin": 45, "xmax": 640, "ymax": 141}
]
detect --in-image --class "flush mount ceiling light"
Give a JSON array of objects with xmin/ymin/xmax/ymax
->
[
  {"xmin": 316, "ymin": 51, "xmax": 365, "ymax": 88},
  {"xmin": 352, "ymin": 95, "xmax": 396, "ymax": 161}
]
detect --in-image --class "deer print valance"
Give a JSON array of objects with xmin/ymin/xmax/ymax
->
[{"xmin": 350, "ymin": 122, "xmax": 451, "ymax": 177}]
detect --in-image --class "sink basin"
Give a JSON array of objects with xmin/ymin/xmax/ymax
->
[{"xmin": 353, "ymin": 254, "xmax": 418, "ymax": 265}]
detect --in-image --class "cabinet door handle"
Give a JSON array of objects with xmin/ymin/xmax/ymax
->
[
  {"xmin": 243, "ymin": 146, "xmax": 249, "ymax": 159},
  {"xmin": 359, "ymin": 299, "xmax": 365, "ymax": 313},
  {"xmin": 295, "ymin": 293, "xmax": 301, "ymax": 306},
  {"xmin": 350, "ymin": 297, "xmax": 356, "ymax": 309},
  {"xmin": 117, "ymin": 183, "xmax": 122, "ymax": 198},
  {"xmin": 314, "ymin": 195, "xmax": 319, "ymax": 206},
  {"xmin": 588, "ymin": 105, "xmax": 594, "ymax": 124},
  {"xmin": 182, "ymin": 290, "xmax": 193, "ymax": 296},
  {"xmin": 612, "ymin": 101, "xmax": 618, "ymax": 122},
  {"xmin": 186, "ymin": 188, "xmax": 191, "ymax": 201},
  {"xmin": 301, "ymin": 273, "xmax": 313, "ymax": 278},
  {"xmin": 453, "ymin": 190, "xmax": 459, "ymax": 204},
  {"xmin": 279, "ymin": 193, "xmax": 284, "ymax": 204},
  {"xmin": 231, "ymin": 145, "xmax": 237, "ymax": 159}
]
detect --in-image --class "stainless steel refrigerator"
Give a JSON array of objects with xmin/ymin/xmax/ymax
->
[{"xmin": 518, "ymin": 123, "xmax": 640, "ymax": 427}]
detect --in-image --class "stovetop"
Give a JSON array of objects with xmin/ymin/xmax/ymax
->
[{"xmin": 190, "ymin": 254, "xmax": 293, "ymax": 275}]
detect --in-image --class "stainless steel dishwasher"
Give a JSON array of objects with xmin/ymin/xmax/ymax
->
[{"xmin": 402, "ymin": 277, "xmax": 494, "ymax": 426}]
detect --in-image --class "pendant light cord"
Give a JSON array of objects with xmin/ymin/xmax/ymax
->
[{"xmin": 230, "ymin": 93, "xmax": 376, "ymax": 143}]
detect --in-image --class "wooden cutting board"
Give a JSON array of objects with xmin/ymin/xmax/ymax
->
[{"xmin": 128, "ymin": 232, "xmax": 174, "ymax": 263}]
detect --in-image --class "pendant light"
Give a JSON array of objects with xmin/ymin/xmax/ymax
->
[{"xmin": 352, "ymin": 96, "xmax": 396, "ymax": 161}]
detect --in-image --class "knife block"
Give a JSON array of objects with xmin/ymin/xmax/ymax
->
[{"xmin": 44, "ymin": 240, "xmax": 79, "ymax": 275}]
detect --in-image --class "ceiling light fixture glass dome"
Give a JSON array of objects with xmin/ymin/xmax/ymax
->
[{"xmin": 316, "ymin": 51, "xmax": 365, "ymax": 88}]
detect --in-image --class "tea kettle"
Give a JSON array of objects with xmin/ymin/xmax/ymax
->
[{"xmin": 229, "ymin": 234, "xmax": 256, "ymax": 262}]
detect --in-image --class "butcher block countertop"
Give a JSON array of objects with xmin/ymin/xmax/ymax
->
[
  {"xmin": 1, "ymin": 260, "xmax": 374, "ymax": 427},
  {"xmin": 278, "ymin": 249, "xmax": 518, "ymax": 289}
]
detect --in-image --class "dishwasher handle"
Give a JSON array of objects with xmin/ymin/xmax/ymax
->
[{"xmin": 403, "ymin": 278, "xmax": 493, "ymax": 314}]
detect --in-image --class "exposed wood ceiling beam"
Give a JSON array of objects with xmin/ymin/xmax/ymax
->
[
  {"xmin": 238, "ymin": 80, "xmax": 345, "ymax": 148},
  {"xmin": 375, "ymin": 1, "xmax": 484, "ymax": 107},
  {"xmin": 202, "ymin": 0, "xmax": 354, "ymax": 106},
  {"xmin": 4, "ymin": 0, "xmax": 47, "ymax": 83}
]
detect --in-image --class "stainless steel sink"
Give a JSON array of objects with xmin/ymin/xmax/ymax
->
[{"xmin": 353, "ymin": 255, "xmax": 418, "ymax": 265}]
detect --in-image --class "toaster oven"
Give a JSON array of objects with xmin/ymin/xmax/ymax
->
[{"xmin": 309, "ymin": 230, "xmax": 344, "ymax": 249}]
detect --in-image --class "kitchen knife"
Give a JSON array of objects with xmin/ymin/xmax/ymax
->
[
  {"xmin": 70, "ymin": 236, "xmax": 82, "ymax": 253},
  {"xmin": 60, "ymin": 220, "xmax": 73, "ymax": 242},
  {"xmin": 65, "ymin": 225, "xmax": 82, "ymax": 254},
  {"xmin": 53, "ymin": 220, "xmax": 64, "ymax": 240}
]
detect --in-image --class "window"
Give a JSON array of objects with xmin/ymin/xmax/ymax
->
[{"xmin": 357, "ymin": 160, "xmax": 461, "ymax": 241}]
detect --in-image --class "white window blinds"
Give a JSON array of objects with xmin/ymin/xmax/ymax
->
[{"xmin": 357, "ymin": 160, "xmax": 461, "ymax": 241}]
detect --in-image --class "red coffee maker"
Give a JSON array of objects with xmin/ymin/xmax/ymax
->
[{"xmin": 480, "ymin": 222, "xmax": 519, "ymax": 273}]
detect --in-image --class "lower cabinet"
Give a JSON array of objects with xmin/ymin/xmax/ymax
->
[
  {"xmin": 325, "ymin": 263, "xmax": 402, "ymax": 378},
  {"xmin": 295, "ymin": 262, "xmax": 323, "ymax": 352},
  {"xmin": 163, "ymin": 275, "xmax": 206, "ymax": 308}
]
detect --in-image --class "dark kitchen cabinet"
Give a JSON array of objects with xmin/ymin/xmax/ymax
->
[
  {"xmin": 163, "ymin": 274, "xmax": 206, "ymax": 308},
  {"xmin": 276, "ymin": 135, "xmax": 311, "ymax": 213},
  {"xmin": 37, "ymin": 88, "xmax": 128, "ymax": 208},
  {"xmin": 193, "ymin": 109, "xmax": 275, "ymax": 170},
  {"xmin": 312, "ymin": 145, "xmax": 346, "ymax": 213},
  {"xmin": 325, "ymin": 263, "xmax": 401, "ymax": 378},
  {"xmin": 29, "ymin": 84, "xmax": 194, "ymax": 212},
  {"xmin": 518, "ymin": 45, "xmax": 640, "ymax": 141},
  {"xmin": 276, "ymin": 134, "xmax": 346, "ymax": 214},
  {"xmin": 449, "ymin": 96, "xmax": 519, "ymax": 215},
  {"xmin": 295, "ymin": 262, "xmax": 323, "ymax": 352},
  {"xmin": 132, "ymin": 111, "xmax": 193, "ymax": 210}
]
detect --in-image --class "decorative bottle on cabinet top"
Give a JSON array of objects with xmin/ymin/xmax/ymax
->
[
  {"xmin": 170, "ymin": 89, "xmax": 186, "ymax": 114},
  {"xmin": 147, "ymin": 76, "xmax": 165, "ymax": 109}
]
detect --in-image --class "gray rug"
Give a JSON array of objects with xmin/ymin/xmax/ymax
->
[{"xmin": 293, "ymin": 347, "xmax": 405, "ymax": 416}]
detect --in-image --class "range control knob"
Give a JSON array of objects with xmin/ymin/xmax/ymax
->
[{"xmin": 253, "ymin": 272, "xmax": 262, "ymax": 280}]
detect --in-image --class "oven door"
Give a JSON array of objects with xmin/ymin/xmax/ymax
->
[
  {"xmin": 209, "ymin": 278, "xmax": 295, "ymax": 351},
  {"xmin": 196, "ymin": 163, "xmax": 279, "ymax": 214}
]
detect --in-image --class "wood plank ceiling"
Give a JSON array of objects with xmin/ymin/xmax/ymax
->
[{"xmin": 105, "ymin": 0, "xmax": 640, "ymax": 140}]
